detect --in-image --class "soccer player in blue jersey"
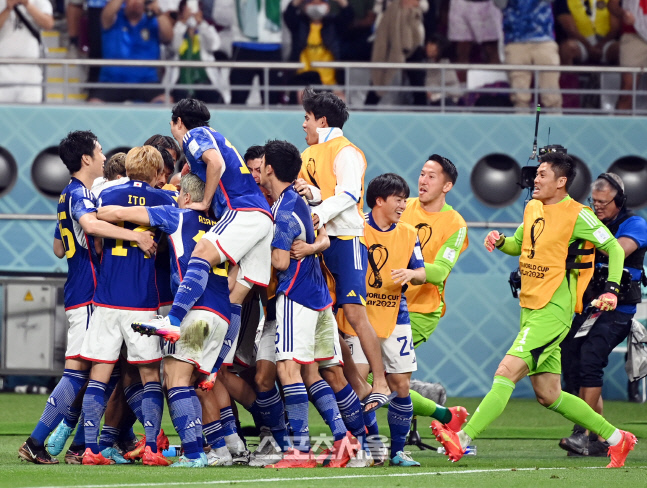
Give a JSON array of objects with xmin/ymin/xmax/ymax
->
[
  {"xmin": 19, "ymin": 131, "xmax": 156, "ymax": 465},
  {"xmin": 79, "ymin": 146, "xmax": 177, "ymax": 466},
  {"xmin": 100, "ymin": 173, "xmax": 232, "ymax": 468},
  {"xmin": 134, "ymin": 99, "xmax": 273, "ymax": 373}
]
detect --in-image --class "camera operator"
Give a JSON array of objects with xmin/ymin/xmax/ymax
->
[{"xmin": 560, "ymin": 172, "xmax": 647, "ymax": 457}]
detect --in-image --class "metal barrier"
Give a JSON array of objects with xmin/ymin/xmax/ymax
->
[{"xmin": 2, "ymin": 58, "xmax": 647, "ymax": 114}]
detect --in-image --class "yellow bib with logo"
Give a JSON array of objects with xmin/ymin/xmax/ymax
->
[
  {"xmin": 299, "ymin": 137, "xmax": 367, "ymax": 219},
  {"xmin": 401, "ymin": 198, "xmax": 469, "ymax": 316},
  {"xmin": 567, "ymin": 0, "xmax": 611, "ymax": 38},
  {"xmin": 338, "ymin": 221, "xmax": 417, "ymax": 339},
  {"xmin": 519, "ymin": 198, "xmax": 594, "ymax": 313}
]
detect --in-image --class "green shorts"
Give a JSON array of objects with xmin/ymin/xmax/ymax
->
[
  {"xmin": 410, "ymin": 308, "xmax": 442, "ymax": 347},
  {"xmin": 506, "ymin": 305, "xmax": 571, "ymax": 375}
]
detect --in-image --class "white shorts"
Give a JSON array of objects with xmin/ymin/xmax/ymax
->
[
  {"xmin": 202, "ymin": 209, "xmax": 272, "ymax": 287},
  {"xmin": 275, "ymin": 294, "xmax": 335, "ymax": 364},
  {"xmin": 447, "ymin": 0, "xmax": 502, "ymax": 43},
  {"xmin": 342, "ymin": 322, "xmax": 417, "ymax": 374},
  {"xmin": 315, "ymin": 308, "xmax": 342, "ymax": 368},
  {"xmin": 234, "ymin": 296, "xmax": 262, "ymax": 368},
  {"xmin": 256, "ymin": 318, "xmax": 277, "ymax": 363},
  {"xmin": 81, "ymin": 306, "xmax": 161, "ymax": 364},
  {"xmin": 162, "ymin": 309, "xmax": 228, "ymax": 374},
  {"xmin": 65, "ymin": 304, "xmax": 93, "ymax": 359}
]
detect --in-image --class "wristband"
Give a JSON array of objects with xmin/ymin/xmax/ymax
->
[
  {"xmin": 603, "ymin": 281, "xmax": 620, "ymax": 296},
  {"xmin": 495, "ymin": 233, "xmax": 506, "ymax": 249}
]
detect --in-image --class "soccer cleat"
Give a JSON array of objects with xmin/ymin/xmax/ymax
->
[
  {"xmin": 606, "ymin": 430, "xmax": 637, "ymax": 468},
  {"xmin": 131, "ymin": 316, "xmax": 180, "ymax": 343},
  {"xmin": 446, "ymin": 406, "xmax": 470, "ymax": 432},
  {"xmin": 101, "ymin": 447, "xmax": 133, "ymax": 464},
  {"xmin": 226, "ymin": 434, "xmax": 249, "ymax": 465},
  {"xmin": 142, "ymin": 445, "xmax": 171, "ymax": 466},
  {"xmin": 249, "ymin": 436, "xmax": 282, "ymax": 467},
  {"xmin": 431, "ymin": 420, "xmax": 465, "ymax": 462},
  {"xmin": 316, "ymin": 436, "xmax": 356, "ymax": 467},
  {"xmin": 265, "ymin": 447, "xmax": 316, "ymax": 468},
  {"xmin": 157, "ymin": 429, "xmax": 170, "ymax": 451},
  {"xmin": 82, "ymin": 448, "xmax": 116, "ymax": 465},
  {"xmin": 206, "ymin": 446, "xmax": 233, "ymax": 466},
  {"xmin": 198, "ymin": 372, "xmax": 217, "ymax": 391},
  {"xmin": 18, "ymin": 439, "xmax": 60, "ymax": 465},
  {"xmin": 346, "ymin": 449, "xmax": 374, "ymax": 468},
  {"xmin": 559, "ymin": 427, "xmax": 589, "ymax": 456},
  {"xmin": 124, "ymin": 436, "xmax": 146, "ymax": 460},
  {"xmin": 587, "ymin": 439, "xmax": 610, "ymax": 457},
  {"xmin": 390, "ymin": 450, "xmax": 420, "ymax": 467},
  {"xmin": 170, "ymin": 453, "xmax": 208, "ymax": 468},
  {"xmin": 65, "ymin": 448, "xmax": 84, "ymax": 464},
  {"xmin": 47, "ymin": 421, "xmax": 74, "ymax": 456}
]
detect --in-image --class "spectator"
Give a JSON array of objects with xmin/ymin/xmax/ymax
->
[
  {"xmin": 88, "ymin": 0, "xmax": 173, "ymax": 103},
  {"xmin": 0, "ymin": 0, "xmax": 54, "ymax": 103},
  {"xmin": 447, "ymin": 0, "xmax": 501, "ymax": 81},
  {"xmin": 609, "ymin": 0, "xmax": 647, "ymax": 111},
  {"xmin": 495, "ymin": 0, "xmax": 562, "ymax": 112},
  {"xmin": 424, "ymin": 34, "xmax": 462, "ymax": 106},
  {"xmin": 367, "ymin": 0, "xmax": 426, "ymax": 106},
  {"xmin": 555, "ymin": 0, "xmax": 620, "ymax": 66},
  {"xmin": 283, "ymin": 0, "xmax": 354, "ymax": 102},
  {"xmin": 167, "ymin": 0, "xmax": 224, "ymax": 104}
]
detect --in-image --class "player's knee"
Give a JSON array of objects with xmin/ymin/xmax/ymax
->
[{"xmin": 320, "ymin": 365, "xmax": 345, "ymax": 391}]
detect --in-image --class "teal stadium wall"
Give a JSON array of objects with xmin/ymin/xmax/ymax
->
[{"xmin": 1, "ymin": 106, "xmax": 645, "ymax": 399}]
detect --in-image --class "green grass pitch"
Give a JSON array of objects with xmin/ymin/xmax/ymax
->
[{"xmin": 1, "ymin": 393, "xmax": 645, "ymax": 488}]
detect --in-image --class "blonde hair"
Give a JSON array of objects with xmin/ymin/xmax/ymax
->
[
  {"xmin": 104, "ymin": 152, "xmax": 126, "ymax": 181},
  {"xmin": 125, "ymin": 145, "xmax": 163, "ymax": 183},
  {"xmin": 180, "ymin": 173, "xmax": 205, "ymax": 203}
]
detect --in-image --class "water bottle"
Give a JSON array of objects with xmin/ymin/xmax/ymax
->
[
  {"xmin": 437, "ymin": 445, "xmax": 477, "ymax": 456},
  {"xmin": 162, "ymin": 445, "xmax": 182, "ymax": 457}
]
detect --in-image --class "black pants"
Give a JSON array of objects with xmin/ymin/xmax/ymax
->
[{"xmin": 229, "ymin": 46, "xmax": 283, "ymax": 105}]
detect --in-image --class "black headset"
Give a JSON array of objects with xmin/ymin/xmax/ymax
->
[{"xmin": 596, "ymin": 173, "xmax": 627, "ymax": 208}]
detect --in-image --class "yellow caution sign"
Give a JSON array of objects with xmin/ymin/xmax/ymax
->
[{"xmin": 24, "ymin": 290, "xmax": 34, "ymax": 301}]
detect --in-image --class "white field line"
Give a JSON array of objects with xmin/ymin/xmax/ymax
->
[{"xmin": 22, "ymin": 465, "xmax": 642, "ymax": 488}]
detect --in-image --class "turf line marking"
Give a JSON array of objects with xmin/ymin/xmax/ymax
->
[{"xmin": 24, "ymin": 466, "xmax": 632, "ymax": 488}]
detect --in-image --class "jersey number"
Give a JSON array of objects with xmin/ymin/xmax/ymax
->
[
  {"xmin": 224, "ymin": 138, "xmax": 250, "ymax": 174},
  {"xmin": 112, "ymin": 222, "xmax": 152, "ymax": 258},
  {"xmin": 518, "ymin": 327, "xmax": 530, "ymax": 345},
  {"xmin": 57, "ymin": 211, "xmax": 76, "ymax": 258},
  {"xmin": 397, "ymin": 336, "xmax": 414, "ymax": 357}
]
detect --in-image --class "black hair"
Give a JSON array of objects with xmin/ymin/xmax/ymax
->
[
  {"xmin": 145, "ymin": 134, "xmax": 179, "ymax": 159},
  {"xmin": 244, "ymin": 145, "xmax": 265, "ymax": 163},
  {"xmin": 153, "ymin": 145, "xmax": 176, "ymax": 174},
  {"xmin": 428, "ymin": 153, "xmax": 458, "ymax": 184},
  {"xmin": 263, "ymin": 139, "xmax": 302, "ymax": 183},
  {"xmin": 171, "ymin": 98, "xmax": 210, "ymax": 130},
  {"xmin": 539, "ymin": 151, "xmax": 576, "ymax": 191},
  {"xmin": 366, "ymin": 173, "xmax": 410, "ymax": 209},
  {"xmin": 58, "ymin": 130, "xmax": 99, "ymax": 174},
  {"xmin": 302, "ymin": 88, "xmax": 349, "ymax": 129}
]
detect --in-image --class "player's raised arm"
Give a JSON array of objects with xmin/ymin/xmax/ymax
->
[
  {"xmin": 78, "ymin": 212, "xmax": 157, "ymax": 257},
  {"xmin": 97, "ymin": 205, "xmax": 152, "ymax": 226},
  {"xmin": 187, "ymin": 148, "xmax": 223, "ymax": 212}
]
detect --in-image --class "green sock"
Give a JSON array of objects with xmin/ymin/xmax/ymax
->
[
  {"xmin": 410, "ymin": 388, "xmax": 444, "ymax": 421},
  {"xmin": 463, "ymin": 376, "xmax": 515, "ymax": 440},
  {"xmin": 366, "ymin": 373, "xmax": 373, "ymax": 385},
  {"xmin": 547, "ymin": 391, "xmax": 616, "ymax": 440}
]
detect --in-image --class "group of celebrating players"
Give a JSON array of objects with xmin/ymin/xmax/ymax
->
[{"xmin": 17, "ymin": 88, "xmax": 636, "ymax": 470}]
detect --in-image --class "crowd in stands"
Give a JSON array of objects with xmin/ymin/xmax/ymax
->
[{"xmin": 1, "ymin": 0, "xmax": 647, "ymax": 109}]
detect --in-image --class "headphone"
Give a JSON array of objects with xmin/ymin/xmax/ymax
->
[{"xmin": 597, "ymin": 173, "xmax": 627, "ymax": 208}]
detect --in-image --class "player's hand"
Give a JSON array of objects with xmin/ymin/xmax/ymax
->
[
  {"xmin": 187, "ymin": 200, "xmax": 209, "ymax": 212},
  {"xmin": 290, "ymin": 240, "xmax": 314, "ymax": 260},
  {"xmin": 294, "ymin": 178, "xmax": 313, "ymax": 200},
  {"xmin": 484, "ymin": 230, "xmax": 503, "ymax": 252},
  {"xmin": 591, "ymin": 293, "xmax": 618, "ymax": 311},
  {"xmin": 135, "ymin": 230, "xmax": 157, "ymax": 257},
  {"xmin": 312, "ymin": 213, "xmax": 320, "ymax": 229},
  {"xmin": 391, "ymin": 268, "xmax": 415, "ymax": 285}
]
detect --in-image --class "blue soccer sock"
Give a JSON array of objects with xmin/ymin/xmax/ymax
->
[
  {"xmin": 98, "ymin": 425, "xmax": 120, "ymax": 451},
  {"xmin": 168, "ymin": 257, "xmax": 212, "ymax": 325},
  {"xmin": 256, "ymin": 386, "xmax": 290, "ymax": 451},
  {"xmin": 203, "ymin": 420, "xmax": 226, "ymax": 449},
  {"xmin": 388, "ymin": 395, "xmax": 413, "ymax": 458},
  {"xmin": 220, "ymin": 406, "xmax": 237, "ymax": 437},
  {"xmin": 142, "ymin": 381, "xmax": 164, "ymax": 452},
  {"xmin": 123, "ymin": 382, "xmax": 145, "ymax": 427},
  {"xmin": 30, "ymin": 368, "xmax": 89, "ymax": 446},
  {"xmin": 189, "ymin": 388, "xmax": 204, "ymax": 449},
  {"xmin": 284, "ymin": 383, "xmax": 310, "ymax": 452},
  {"xmin": 335, "ymin": 383, "xmax": 367, "ymax": 448},
  {"xmin": 104, "ymin": 366, "xmax": 121, "ymax": 401},
  {"xmin": 363, "ymin": 409, "xmax": 379, "ymax": 437},
  {"xmin": 82, "ymin": 380, "xmax": 109, "ymax": 454},
  {"xmin": 246, "ymin": 400, "xmax": 263, "ymax": 429},
  {"xmin": 309, "ymin": 380, "xmax": 346, "ymax": 442},
  {"xmin": 168, "ymin": 386, "xmax": 202, "ymax": 459},
  {"xmin": 211, "ymin": 304, "xmax": 242, "ymax": 374}
]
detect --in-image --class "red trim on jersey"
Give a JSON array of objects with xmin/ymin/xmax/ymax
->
[
  {"xmin": 65, "ymin": 354, "xmax": 82, "ymax": 360},
  {"xmin": 192, "ymin": 306, "xmax": 231, "ymax": 324},
  {"xmin": 234, "ymin": 356, "xmax": 250, "ymax": 368},
  {"xmin": 84, "ymin": 232, "xmax": 97, "ymax": 289},
  {"xmin": 79, "ymin": 355, "xmax": 119, "ymax": 364},
  {"xmin": 216, "ymin": 240, "xmax": 237, "ymax": 266},
  {"xmin": 65, "ymin": 301, "xmax": 93, "ymax": 311},
  {"xmin": 285, "ymin": 260, "xmax": 301, "ymax": 295},
  {"xmin": 127, "ymin": 357, "xmax": 163, "ymax": 364},
  {"xmin": 312, "ymin": 301, "xmax": 333, "ymax": 312},
  {"xmin": 221, "ymin": 361, "xmax": 233, "ymax": 367},
  {"xmin": 243, "ymin": 276, "xmax": 268, "ymax": 288},
  {"xmin": 197, "ymin": 367, "xmax": 210, "ymax": 375},
  {"xmin": 91, "ymin": 301, "xmax": 159, "ymax": 311},
  {"xmin": 169, "ymin": 236, "xmax": 184, "ymax": 282}
]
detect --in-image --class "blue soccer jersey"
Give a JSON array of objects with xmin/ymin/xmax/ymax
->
[
  {"xmin": 147, "ymin": 205, "xmax": 231, "ymax": 322},
  {"xmin": 92, "ymin": 181, "xmax": 177, "ymax": 310},
  {"xmin": 271, "ymin": 186, "xmax": 332, "ymax": 311},
  {"xmin": 155, "ymin": 189, "xmax": 179, "ymax": 307},
  {"xmin": 182, "ymin": 126, "xmax": 272, "ymax": 219},
  {"xmin": 57, "ymin": 177, "xmax": 101, "ymax": 310}
]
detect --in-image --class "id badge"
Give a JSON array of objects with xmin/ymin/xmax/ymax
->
[{"xmin": 574, "ymin": 312, "xmax": 601, "ymax": 338}]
